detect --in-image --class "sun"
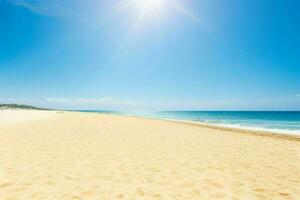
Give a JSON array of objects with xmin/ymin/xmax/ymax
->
[
  {"xmin": 108, "ymin": 0, "xmax": 200, "ymax": 65},
  {"xmin": 138, "ymin": 0, "xmax": 164, "ymax": 10},
  {"xmin": 135, "ymin": 0, "xmax": 166, "ymax": 16},
  {"xmin": 116, "ymin": 0, "xmax": 198, "ymax": 22}
]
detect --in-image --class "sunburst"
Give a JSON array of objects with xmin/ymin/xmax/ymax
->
[
  {"xmin": 116, "ymin": 0, "xmax": 198, "ymax": 22},
  {"xmin": 107, "ymin": 0, "xmax": 200, "ymax": 66}
]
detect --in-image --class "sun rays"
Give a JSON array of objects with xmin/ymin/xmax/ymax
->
[
  {"xmin": 115, "ymin": 0, "xmax": 198, "ymax": 22},
  {"xmin": 106, "ymin": 0, "xmax": 200, "ymax": 67}
]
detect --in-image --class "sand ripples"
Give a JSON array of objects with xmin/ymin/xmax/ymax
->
[{"xmin": 0, "ymin": 112, "xmax": 299, "ymax": 199}]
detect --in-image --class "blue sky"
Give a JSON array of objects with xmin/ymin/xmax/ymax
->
[{"xmin": 0, "ymin": 0, "xmax": 299, "ymax": 110}]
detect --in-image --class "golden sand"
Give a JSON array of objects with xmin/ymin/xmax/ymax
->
[
  {"xmin": 0, "ymin": 110, "xmax": 56, "ymax": 126},
  {"xmin": 0, "ymin": 111, "xmax": 299, "ymax": 200}
]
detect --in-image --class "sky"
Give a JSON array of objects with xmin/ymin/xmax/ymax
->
[{"xmin": 0, "ymin": 0, "xmax": 300, "ymax": 110}]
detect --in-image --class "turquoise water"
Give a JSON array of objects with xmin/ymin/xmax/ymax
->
[{"xmin": 80, "ymin": 111, "xmax": 300, "ymax": 135}]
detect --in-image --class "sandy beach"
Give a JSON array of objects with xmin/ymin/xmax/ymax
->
[
  {"xmin": 0, "ymin": 110, "xmax": 56, "ymax": 126},
  {"xmin": 0, "ymin": 110, "xmax": 299, "ymax": 200}
]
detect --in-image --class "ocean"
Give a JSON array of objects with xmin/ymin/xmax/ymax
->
[{"xmin": 80, "ymin": 111, "xmax": 300, "ymax": 135}]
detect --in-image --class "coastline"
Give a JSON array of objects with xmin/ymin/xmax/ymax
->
[
  {"xmin": 1, "ymin": 109, "xmax": 299, "ymax": 141},
  {"xmin": 114, "ymin": 113, "xmax": 300, "ymax": 142},
  {"xmin": 156, "ymin": 118, "xmax": 300, "ymax": 142}
]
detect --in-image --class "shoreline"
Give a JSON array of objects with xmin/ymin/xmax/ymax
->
[
  {"xmin": 164, "ymin": 118, "xmax": 300, "ymax": 142},
  {"xmin": 112, "ymin": 113, "xmax": 300, "ymax": 142},
  {"xmin": 1, "ymin": 109, "xmax": 299, "ymax": 142}
]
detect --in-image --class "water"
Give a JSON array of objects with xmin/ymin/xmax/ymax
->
[{"xmin": 80, "ymin": 110, "xmax": 300, "ymax": 135}]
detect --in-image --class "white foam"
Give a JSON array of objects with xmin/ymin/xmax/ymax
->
[{"xmin": 174, "ymin": 119, "xmax": 300, "ymax": 136}]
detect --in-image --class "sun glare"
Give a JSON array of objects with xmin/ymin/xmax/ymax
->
[
  {"xmin": 135, "ymin": 0, "xmax": 165, "ymax": 16},
  {"xmin": 139, "ymin": 0, "xmax": 164, "ymax": 9},
  {"xmin": 108, "ymin": 0, "xmax": 200, "ymax": 65},
  {"xmin": 117, "ymin": 0, "xmax": 198, "ymax": 22}
]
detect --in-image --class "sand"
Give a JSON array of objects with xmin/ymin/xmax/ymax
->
[
  {"xmin": 0, "ymin": 110, "xmax": 56, "ymax": 126},
  {"xmin": 0, "ymin": 110, "xmax": 299, "ymax": 200}
]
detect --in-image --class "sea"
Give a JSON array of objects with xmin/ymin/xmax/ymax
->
[{"xmin": 80, "ymin": 110, "xmax": 300, "ymax": 136}]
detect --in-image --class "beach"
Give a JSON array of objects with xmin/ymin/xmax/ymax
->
[
  {"xmin": 0, "ymin": 110, "xmax": 56, "ymax": 126},
  {"xmin": 0, "ymin": 110, "xmax": 300, "ymax": 200}
]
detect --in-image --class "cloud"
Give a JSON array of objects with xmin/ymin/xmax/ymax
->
[
  {"xmin": 45, "ymin": 96, "xmax": 139, "ymax": 109},
  {"xmin": 9, "ymin": 0, "xmax": 78, "ymax": 17},
  {"xmin": 0, "ymin": 97, "xmax": 41, "ymax": 105},
  {"xmin": 0, "ymin": 96, "xmax": 141, "ymax": 110},
  {"xmin": 1, "ymin": 95, "xmax": 300, "ymax": 111}
]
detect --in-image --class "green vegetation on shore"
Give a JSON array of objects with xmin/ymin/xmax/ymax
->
[{"xmin": 0, "ymin": 104, "xmax": 47, "ymax": 110}]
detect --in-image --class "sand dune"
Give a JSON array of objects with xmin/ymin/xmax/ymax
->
[{"xmin": 0, "ymin": 111, "xmax": 299, "ymax": 199}]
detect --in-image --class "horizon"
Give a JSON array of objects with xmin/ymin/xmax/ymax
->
[
  {"xmin": 1, "ymin": 0, "xmax": 300, "ymax": 110},
  {"xmin": 2, "ymin": 103, "xmax": 300, "ymax": 112}
]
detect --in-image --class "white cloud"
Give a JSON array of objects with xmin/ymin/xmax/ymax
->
[
  {"xmin": 0, "ymin": 97, "xmax": 41, "ymax": 105},
  {"xmin": 1, "ymin": 95, "xmax": 300, "ymax": 111},
  {"xmin": 9, "ymin": 0, "xmax": 77, "ymax": 17},
  {"xmin": 45, "ymin": 97, "xmax": 139, "ymax": 109},
  {"xmin": 0, "ymin": 96, "xmax": 141, "ymax": 110}
]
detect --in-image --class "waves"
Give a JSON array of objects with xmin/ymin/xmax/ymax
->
[
  {"xmin": 80, "ymin": 110, "xmax": 300, "ymax": 135},
  {"xmin": 122, "ymin": 111, "xmax": 300, "ymax": 135}
]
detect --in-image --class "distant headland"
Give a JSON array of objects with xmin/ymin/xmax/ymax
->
[{"xmin": 0, "ymin": 103, "xmax": 47, "ymax": 110}]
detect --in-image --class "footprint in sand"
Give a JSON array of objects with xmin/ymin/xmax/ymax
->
[
  {"xmin": 278, "ymin": 192, "xmax": 290, "ymax": 197},
  {"xmin": 71, "ymin": 195, "xmax": 81, "ymax": 200},
  {"xmin": 45, "ymin": 181, "xmax": 55, "ymax": 186},
  {"xmin": 191, "ymin": 189, "xmax": 201, "ymax": 197},
  {"xmin": 150, "ymin": 192, "xmax": 161, "ymax": 199},
  {"xmin": 31, "ymin": 192, "xmax": 42, "ymax": 198},
  {"xmin": 81, "ymin": 190, "xmax": 95, "ymax": 197},
  {"xmin": 136, "ymin": 188, "xmax": 146, "ymax": 196},
  {"xmin": 117, "ymin": 194, "xmax": 125, "ymax": 199},
  {"xmin": 0, "ymin": 182, "xmax": 14, "ymax": 188},
  {"xmin": 205, "ymin": 179, "xmax": 223, "ymax": 189},
  {"xmin": 210, "ymin": 192, "xmax": 226, "ymax": 199}
]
